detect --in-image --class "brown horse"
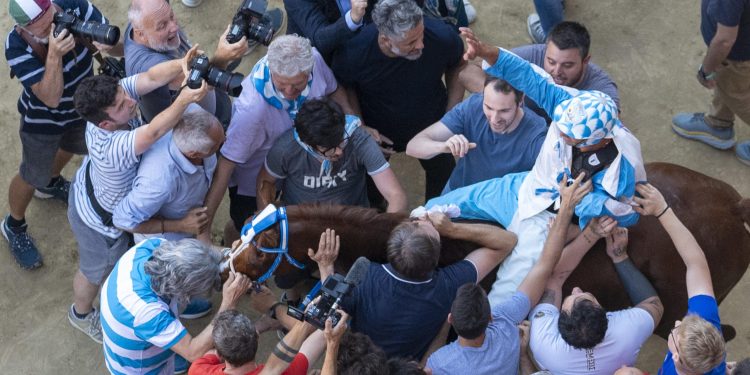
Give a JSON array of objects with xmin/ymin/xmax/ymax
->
[{"xmin": 223, "ymin": 162, "xmax": 750, "ymax": 339}]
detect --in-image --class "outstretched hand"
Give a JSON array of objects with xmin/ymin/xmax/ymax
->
[
  {"xmin": 459, "ymin": 27, "xmax": 498, "ymax": 65},
  {"xmin": 308, "ymin": 229, "xmax": 340, "ymax": 269},
  {"xmin": 558, "ymin": 172, "xmax": 592, "ymax": 212},
  {"xmin": 633, "ymin": 183, "xmax": 669, "ymax": 217}
]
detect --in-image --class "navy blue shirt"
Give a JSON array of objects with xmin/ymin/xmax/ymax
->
[
  {"xmin": 701, "ymin": 0, "xmax": 750, "ymax": 61},
  {"xmin": 340, "ymin": 260, "xmax": 477, "ymax": 359},
  {"xmin": 331, "ymin": 17, "xmax": 463, "ymax": 149},
  {"xmin": 441, "ymin": 94, "xmax": 547, "ymax": 193},
  {"xmin": 5, "ymin": 0, "xmax": 106, "ymax": 134}
]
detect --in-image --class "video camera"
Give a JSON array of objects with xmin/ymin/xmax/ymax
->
[
  {"xmin": 287, "ymin": 257, "xmax": 370, "ymax": 330},
  {"xmin": 186, "ymin": 54, "xmax": 244, "ymax": 97},
  {"xmin": 226, "ymin": 0, "xmax": 274, "ymax": 46},
  {"xmin": 53, "ymin": 10, "xmax": 120, "ymax": 46}
]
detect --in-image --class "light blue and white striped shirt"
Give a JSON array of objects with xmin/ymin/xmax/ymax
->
[
  {"xmin": 73, "ymin": 75, "xmax": 142, "ymax": 238},
  {"xmin": 100, "ymin": 238, "xmax": 187, "ymax": 375}
]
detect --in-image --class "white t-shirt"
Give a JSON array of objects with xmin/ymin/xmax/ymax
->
[{"xmin": 529, "ymin": 303, "xmax": 654, "ymax": 375}]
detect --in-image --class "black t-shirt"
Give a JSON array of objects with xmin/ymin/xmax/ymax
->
[
  {"xmin": 701, "ymin": 0, "xmax": 750, "ymax": 61},
  {"xmin": 331, "ymin": 17, "xmax": 463, "ymax": 149}
]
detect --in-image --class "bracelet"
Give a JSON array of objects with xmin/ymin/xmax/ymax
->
[
  {"xmin": 656, "ymin": 205, "xmax": 670, "ymax": 219},
  {"xmin": 272, "ymin": 346, "xmax": 295, "ymax": 363},
  {"xmin": 278, "ymin": 339, "xmax": 299, "ymax": 355}
]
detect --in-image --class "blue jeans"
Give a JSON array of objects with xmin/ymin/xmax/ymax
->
[{"xmin": 533, "ymin": 0, "xmax": 564, "ymax": 36}]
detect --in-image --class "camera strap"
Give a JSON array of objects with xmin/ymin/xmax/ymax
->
[{"xmin": 84, "ymin": 159, "xmax": 114, "ymax": 227}]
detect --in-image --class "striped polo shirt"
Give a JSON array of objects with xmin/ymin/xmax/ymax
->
[
  {"xmin": 100, "ymin": 238, "xmax": 187, "ymax": 375},
  {"xmin": 4, "ymin": 0, "xmax": 106, "ymax": 134},
  {"xmin": 72, "ymin": 75, "xmax": 142, "ymax": 238}
]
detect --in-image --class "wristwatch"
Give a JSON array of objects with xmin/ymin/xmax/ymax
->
[{"xmin": 699, "ymin": 64, "xmax": 717, "ymax": 80}]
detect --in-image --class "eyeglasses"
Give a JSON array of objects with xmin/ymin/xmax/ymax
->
[
  {"xmin": 669, "ymin": 327, "xmax": 684, "ymax": 366},
  {"xmin": 315, "ymin": 135, "xmax": 350, "ymax": 158}
]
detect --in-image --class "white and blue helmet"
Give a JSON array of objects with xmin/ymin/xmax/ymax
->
[{"xmin": 553, "ymin": 91, "xmax": 621, "ymax": 147}]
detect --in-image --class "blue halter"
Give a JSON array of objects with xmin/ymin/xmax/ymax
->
[{"xmin": 238, "ymin": 205, "xmax": 307, "ymax": 284}]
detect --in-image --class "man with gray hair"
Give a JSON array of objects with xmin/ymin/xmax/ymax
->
[
  {"xmin": 202, "ymin": 34, "xmax": 353, "ymax": 245},
  {"xmin": 114, "ymin": 109, "xmax": 224, "ymax": 242},
  {"xmin": 100, "ymin": 238, "xmax": 252, "ymax": 374},
  {"xmin": 124, "ymin": 0, "xmax": 250, "ymax": 124},
  {"xmin": 331, "ymin": 0, "xmax": 465, "ymax": 203}
]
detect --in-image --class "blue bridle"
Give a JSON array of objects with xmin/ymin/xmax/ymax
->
[{"xmin": 237, "ymin": 205, "xmax": 307, "ymax": 284}]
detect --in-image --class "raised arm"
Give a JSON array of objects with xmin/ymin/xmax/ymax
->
[
  {"xmin": 308, "ymin": 229, "xmax": 340, "ymax": 282},
  {"xmin": 406, "ymin": 121, "xmax": 476, "ymax": 159},
  {"xmin": 283, "ymin": 0, "xmax": 362, "ymax": 57},
  {"xmin": 29, "ymin": 29, "xmax": 75, "ymax": 108},
  {"xmin": 135, "ymin": 45, "xmax": 199, "ymax": 95},
  {"xmin": 634, "ymin": 183, "xmax": 714, "ymax": 298},
  {"xmin": 518, "ymin": 173, "xmax": 591, "ymax": 306}
]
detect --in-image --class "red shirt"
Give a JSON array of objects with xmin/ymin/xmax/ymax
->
[{"xmin": 188, "ymin": 353, "xmax": 309, "ymax": 375}]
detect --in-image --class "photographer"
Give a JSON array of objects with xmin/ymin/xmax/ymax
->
[
  {"xmin": 3, "ymin": 0, "xmax": 119, "ymax": 270},
  {"xmin": 67, "ymin": 45, "xmax": 208, "ymax": 344},
  {"xmin": 124, "ymin": 0, "xmax": 247, "ymax": 124}
]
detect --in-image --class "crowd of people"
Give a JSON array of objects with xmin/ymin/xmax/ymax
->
[{"xmin": 3, "ymin": 0, "xmax": 749, "ymax": 373}]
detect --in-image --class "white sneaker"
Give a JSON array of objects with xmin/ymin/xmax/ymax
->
[
  {"xmin": 68, "ymin": 304, "xmax": 103, "ymax": 344},
  {"xmin": 464, "ymin": 0, "xmax": 477, "ymax": 24},
  {"xmin": 181, "ymin": 0, "xmax": 203, "ymax": 8}
]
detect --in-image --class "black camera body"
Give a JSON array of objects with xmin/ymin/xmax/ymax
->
[
  {"xmin": 288, "ymin": 273, "xmax": 352, "ymax": 330},
  {"xmin": 53, "ymin": 10, "xmax": 120, "ymax": 46},
  {"xmin": 186, "ymin": 54, "xmax": 244, "ymax": 97},
  {"xmin": 98, "ymin": 56, "xmax": 126, "ymax": 79},
  {"xmin": 226, "ymin": 0, "xmax": 274, "ymax": 46}
]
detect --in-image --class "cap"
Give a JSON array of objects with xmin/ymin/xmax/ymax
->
[{"xmin": 9, "ymin": 0, "xmax": 51, "ymax": 26}]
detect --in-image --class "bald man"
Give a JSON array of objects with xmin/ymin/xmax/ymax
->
[{"xmin": 124, "ymin": 0, "xmax": 246, "ymax": 123}]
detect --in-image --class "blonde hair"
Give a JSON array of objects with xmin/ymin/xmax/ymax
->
[{"xmin": 677, "ymin": 314, "xmax": 726, "ymax": 373}]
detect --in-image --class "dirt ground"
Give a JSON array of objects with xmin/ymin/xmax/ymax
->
[{"xmin": 0, "ymin": 0, "xmax": 748, "ymax": 373}]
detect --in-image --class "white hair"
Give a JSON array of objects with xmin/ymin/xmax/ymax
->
[
  {"xmin": 144, "ymin": 239, "xmax": 223, "ymax": 307},
  {"xmin": 173, "ymin": 109, "xmax": 220, "ymax": 154},
  {"xmin": 372, "ymin": 0, "xmax": 423, "ymax": 40},
  {"xmin": 266, "ymin": 35, "xmax": 314, "ymax": 78},
  {"xmin": 127, "ymin": 2, "xmax": 144, "ymax": 29}
]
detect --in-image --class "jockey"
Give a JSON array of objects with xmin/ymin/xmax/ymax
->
[{"xmin": 426, "ymin": 29, "xmax": 646, "ymax": 230}]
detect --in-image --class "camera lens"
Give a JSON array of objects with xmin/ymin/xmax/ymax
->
[
  {"xmin": 248, "ymin": 22, "xmax": 274, "ymax": 46},
  {"xmin": 73, "ymin": 20, "xmax": 120, "ymax": 46},
  {"xmin": 207, "ymin": 67, "xmax": 244, "ymax": 97}
]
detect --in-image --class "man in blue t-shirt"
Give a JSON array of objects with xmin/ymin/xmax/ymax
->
[
  {"xmin": 425, "ymin": 174, "xmax": 588, "ymax": 375},
  {"xmin": 671, "ymin": 0, "xmax": 750, "ymax": 165},
  {"xmin": 331, "ymin": 0, "xmax": 465, "ymax": 201},
  {"xmin": 406, "ymin": 77, "xmax": 547, "ymax": 194},
  {"xmin": 310, "ymin": 212, "xmax": 517, "ymax": 360},
  {"xmin": 622, "ymin": 183, "xmax": 727, "ymax": 375}
]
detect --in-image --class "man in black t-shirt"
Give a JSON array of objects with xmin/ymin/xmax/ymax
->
[{"xmin": 331, "ymin": 0, "xmax": 466, "ymax": 201}]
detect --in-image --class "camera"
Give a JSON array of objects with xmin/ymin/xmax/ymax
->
[
  {"xmin": 53, "ymin": 10, "xmax": 120, "ymax": 46},
  {"xmin": 226, "ymin": 0, "xmax": 274, "ymax": 46},
  {"xmin": 287, "ymin": 273, "xmax": 351, "ymax": 329},
  {"xmin": 98, "ymin": 56, "xmax": 126, "ymax": 79},
  {"xmin": 287, "ymin": 257, "xmax": 370, "ymax": 330},
  {"xmin": 186, "ymin": 54, "xmax": 244, "ymax": 97}
]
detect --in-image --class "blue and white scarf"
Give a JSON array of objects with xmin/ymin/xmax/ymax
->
[
  {"xmin": 293, "ymin": 115, "xmax": 362, "ymax": 178},
  {"xmin": 251, "ymin": 55, "xmax": 313, "ymax": 120}
]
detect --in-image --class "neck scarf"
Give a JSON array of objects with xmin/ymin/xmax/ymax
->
[
  {"xmin": 293, "ymin": 115, "xmax": 362, "ymax": 178},
  {"xmin": 251, "ymin": 55, "xmax": 313, "ymax": 120}
]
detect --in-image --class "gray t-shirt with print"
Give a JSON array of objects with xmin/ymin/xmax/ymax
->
[{"xmin": 264, "ymin": 127, "xmax": 389, "ymax": 207}]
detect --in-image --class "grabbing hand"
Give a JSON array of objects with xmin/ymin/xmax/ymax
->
[
  {"xmin": 349, "ymin": 0, "xmax": 367, "ymax": 24},
  {"xmin": 48, "ymin": 26, "xmax": 76, "ymax": 58},
  {"xmin": 696, "ymin": 69, "xmax": 717, "ymax": 90},
  {"xmin": 444, "ymin": 134, "xmax": 477, "ymax": 158},
  {"xmin": 605, "ymin": 227, "xmax": 629, "ymax": 262},
  {"xmin": 633, "ymin": 183, "xmax": 669, "ymax": 217},
  {"xmin": 181, "ymin": 44, "xmax": 202, "ymax": 77},
  {"xmin": 249, "ymin": 285, "xmax": 278, "ymax": 312},
  {"xmin": 362, "ymin": 125, "xmax": 396, "ymax": 156},
  {"xmin": 215, "ymin": 24, "xmax": 248, "ymax": 62},
  {"xmin": 179, "ymin": 206, "xmax": 210, "ymax": 235},
  {"xmin": 588, "ymin": 216, "xmax": 617, "ymax": 239},
  {"xmin": 221, "ymin": 271, "xmax": 252, "ymax": 308},
  {"xmin": 426, "ymin": 211, "xmax": 452, "ymax": 235},
  {"xmin": 92, "ymin": 41, "xmax": 113, "ymax": 54},
  {"xmin": 176, "ymin": 77, "xmax": 209, "ymax": 105},
  {"xmin": 324, "ymin": 309, "xmax": 349, "ymax": 345},
  {"xmin": 308, "ymin": 229, "xmax": 340, "ymax": 268},
  {"xmin": 558, "ymin": 172, "xmax": 592, "ymax": 212}
]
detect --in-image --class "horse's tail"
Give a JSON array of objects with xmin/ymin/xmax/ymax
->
[{"xmin": 738, "ymin": 198, "xmax": 750, "ymax": 230}]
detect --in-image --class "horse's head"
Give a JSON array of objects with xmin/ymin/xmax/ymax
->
[{"xmin": 220, "ymin": 225, "xmax": 281, "ymax": 282}]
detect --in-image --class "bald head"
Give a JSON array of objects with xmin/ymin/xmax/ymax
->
[{"xmin": 128, "ymin": 0, "xmax": 181, "ymax": 51}]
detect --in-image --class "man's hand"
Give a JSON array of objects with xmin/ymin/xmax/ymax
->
[
  {"xmin": 221, "ymin": 271, "xmax": 252, "ymax": 310},
  {"xmin": 250, "ymin": 285, "xmax": 278, "ymax": 313},
  {"xmin": 361, "ymin": 125, "xmax": 397, "ymax": 156},
  {"xmin": 696, "ymin": 68, "xmax": 717, "ymax": 89},
  {"xmin": 308, "ymin": 229, "xmax": 340, "ymax": 276},
  {"xmin": 605, "ymin": 227, "xmax": 629, "ymax": 263},
  {"xmin": 459, "ymin": 27, "xmax": 498, "ymax": 65},
  {"xmin": 175, "ymin": 77, "xmax": 209, "ymax": 105},
  {"xmin": 444, "ymin": 134, "xmax": 477, "ymax": 157},
  {"xmin": 178, "ymin": 206, "xmax": 210, "ymax": 235},
  {"xmin": 633, "ymin": 183, "xmax": 669, "ymax": 217},
  {"xmin": 558, "ymin": 172, "xmax": 592, "ymax": 212},
  {"xmin": 48, "ymin": 26, "xmax": 75, "ymax": 58},
  {"xmin": 426, "ymin": 211, "xmax": 453, "ymax": 236},
  {"xmin": 182, "ymin": 44, "xmax": 201, "ymax": 77},
  {"xmin": 214, "ymin": 24, "xmax": 248, "ymax": 64},
  {"xmin": 350, "ymin": 0, "xmax": 367, "ymax": 24},
  {"xmin": 91, "ymin": 41, "xmax": 113, "ymax": 54},
  {"xmin": 324, "ymin": 310, "xmax": 349, "ymax": 345}
]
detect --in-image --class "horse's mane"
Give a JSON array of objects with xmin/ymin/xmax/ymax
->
[{"xmin": 285, "ymin": 203, "xmax": 407, "ymax": 228}]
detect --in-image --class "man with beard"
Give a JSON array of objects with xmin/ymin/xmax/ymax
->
[
  {"xmin": 461, "ymin": 21, "xmax": 619, "ymax": 124},
  {"xmin": 406, "ymin": 77, "xmax": 547, "ymax": 194},
  {"xmin": 331, "ymin": 0, "xmax": 465, "ymax": 202},
  {"xmin": 124, "ymin": 0, "xmax": 247, "ymax": 123}
]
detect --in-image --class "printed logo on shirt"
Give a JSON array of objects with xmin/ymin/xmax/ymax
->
[
  {"xmin": 534, "ymin": 311, "xmax": 545, "ymax": 319},
  {"xmin": 588, "ymin": 153, "xmax": 601, "ymax": 166},
  {"xmin": 303, "ymin": 170, "xmax": 348, "ymax": 189},
  {"xmin": 585, "ymin": 348, "xmax": 596, "ymax": 371}
]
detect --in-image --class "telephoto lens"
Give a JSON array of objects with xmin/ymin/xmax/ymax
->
[
  {"xmin": 73, "ymin": 20, "xmax": 120, "ymax": 46},
  {"xmin": 206, "ymin": 68, "xmax": 244, "ymax": 97}
]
